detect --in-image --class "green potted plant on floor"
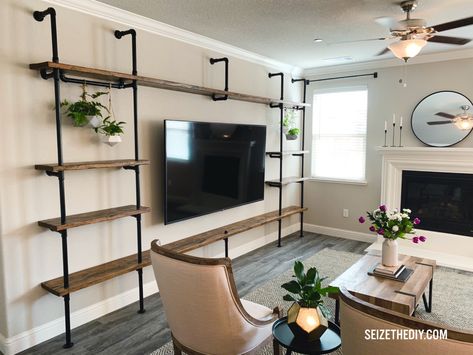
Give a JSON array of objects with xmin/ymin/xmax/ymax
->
[
  {"xmin": 60, "ymin": 85, "xmax": 108, "ymax": 127},
  {"xmin": 283, "ymin": 109, "xmax": 300, "ymax": 140},
  {"xmin": 281, "ymin": 261, "xmax": 338, "ymax": 341},
  {"xmin": 95, "ymin": 117, "xmax": 126, "ymax": 146}
]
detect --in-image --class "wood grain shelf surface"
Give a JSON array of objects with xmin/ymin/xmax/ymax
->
[
  {"xmin": 265, "ymin": 177, "xmax": 310, "ymax": 187},
  {"xmin": 29, "ymin": 62, "xmax": 310, "ymax": 108},
  {"xmin": 266, "ymin": 150, "xmax": 309, "ymax": 158},
  {"xmin": 41, "ymin": 205, "xmax": 306, "ymax": 296},
  {"xmin": 164, "ymin": 205, "xmax": 307, "ymax": 254},
  {"xmin": 41, "ymin": 251, "xmax": 151, "ymax": 296},
  {"xmin": 38, "ymin": 205, "xmax": 151, "ymax": 232},
  {"xmin": 35, "ymin": 159, "xmax": 150, "ymax": 172}
]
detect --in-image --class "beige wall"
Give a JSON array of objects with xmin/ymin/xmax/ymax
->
[
  {"xmin": 304, "ymin": 57, "xmax": 473, "ymax": 234},
  {"xmin": 0, "ymin": 0, "xmax": 303, "ymax": 341}
]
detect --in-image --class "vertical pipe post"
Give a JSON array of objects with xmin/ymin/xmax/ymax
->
[
  {"xmin": 269, "ymin": 73, "xmax": 284, "ymax": 247},
  {"xmin": 34, "ymin": 7, "xmax": 73, "ymax": 348},
  {"xmin": 115, "ymin": 28, "xmax": 145, "ymax": 313}
]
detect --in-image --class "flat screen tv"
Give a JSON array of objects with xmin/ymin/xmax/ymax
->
[{"xmin": 164, "ymin": 120, "xmax": 266, "ymax": 224}]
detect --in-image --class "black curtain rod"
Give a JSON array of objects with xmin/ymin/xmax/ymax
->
[{"xmin": 307, "ymin": 72, "xmax": 377, "ymax": 84}]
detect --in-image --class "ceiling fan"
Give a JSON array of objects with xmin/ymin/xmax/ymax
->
[
  {"xmin": 373, "ymin": 0, "xmax": 473, "ymax": 61},
  {"xmin": 427, "ymin": 105, "xmax": 473, "ymax": 130}
]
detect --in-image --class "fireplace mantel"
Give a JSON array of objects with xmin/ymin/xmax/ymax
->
[{"xmin": 366, "ymin": 146, "xmax": 473, "ymax": 271}]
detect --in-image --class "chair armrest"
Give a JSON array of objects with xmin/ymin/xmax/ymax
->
[{"xmin": 249, "ymin": 306, "xmax": 280, "ymax": 326}]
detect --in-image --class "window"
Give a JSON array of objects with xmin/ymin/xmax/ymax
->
[{"xmin": 311, "ymin": 87, "xmax": 368, "ymax": 183}]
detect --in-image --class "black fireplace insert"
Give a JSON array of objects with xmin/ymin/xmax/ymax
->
[{"xmin": 401, "ymin": 170, "xmax": 473, "ymax": 237}]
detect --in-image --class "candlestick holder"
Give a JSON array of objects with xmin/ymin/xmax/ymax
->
[
  {"xmin": 383, "ymin": 129, "xmax": 388, "ymax": 147},
  {"xmin": 398, "ymin": 126, "xmax": 403, "ymax": 147},
  {"xmin": 391, "ymin": 123, "xmax": 396, "ymax": 147}
]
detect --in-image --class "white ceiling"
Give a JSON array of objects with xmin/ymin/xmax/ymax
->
[{"xmin": 97, "ymin": 0, "xmax": 473, "ymax": 69}]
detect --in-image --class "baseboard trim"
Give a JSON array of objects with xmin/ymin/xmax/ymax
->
[
  {"xmin": 1, "ymin": 281, "xmax": 158, "ymax": 355},
  {"xmin": 304, "ymin": 223, "xmax": 374, "ymax": 243}
]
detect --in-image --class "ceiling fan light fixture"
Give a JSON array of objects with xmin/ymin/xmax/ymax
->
[
  {"xmin": 454, "ymin": 115, "xmax": 473, "ymax": 130},
  {"xmin": 388, "ymin": 38, "xmax": 427, "ymax": 61}
]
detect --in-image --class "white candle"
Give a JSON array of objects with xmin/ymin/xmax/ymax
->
[
  {"xmin": 392, "ymin": 114, "xmax": 396, "ymax": 125},
  {"xmin": 384, "ymin": 120, "xmax": 387, "ymax": 131},
  {"xmin": 400, "ymin": 116, "xmax": 403, "ymax": 127}
]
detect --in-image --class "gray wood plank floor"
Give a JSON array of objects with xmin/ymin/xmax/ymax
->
[{"xmin": 18, "ymin": 232, "xmax": 369, "ymax": 355}]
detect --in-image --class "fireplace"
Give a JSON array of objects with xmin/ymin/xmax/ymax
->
[{"xmin": 401, "ymin": 171, "xmax": 473, "ymax": 237}]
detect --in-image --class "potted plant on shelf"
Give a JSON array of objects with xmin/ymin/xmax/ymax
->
[
  {"xmin": 60, "ymin": 85, "xmax": 108, "ymax": 128},
  {"xmin": 95, "ymin": 117, "xmax": 125, "ymax": 146},
  {"xmin": 283, "ymin": 109, "xmax": 300, "ymax": 140},
  {"xmin": 281, "ymin": 261, "xmax": 338, "ymax": 342},
  {"xmin": 359, "ymin": 205, "xmax": 427, "ymax": 266}
]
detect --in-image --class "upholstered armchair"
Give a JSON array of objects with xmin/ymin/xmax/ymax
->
[
  {"xmin": 339, "ymin": 287, "xmax": 473, "ymax": 355},
  {"xmin": 150, "ymin": 240, "xmax": 280, "ymax": 355}
]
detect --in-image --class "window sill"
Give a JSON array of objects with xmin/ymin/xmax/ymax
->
[{"xmin": 309, "ymin": 177, "xmax": 368, "ymax": 186}]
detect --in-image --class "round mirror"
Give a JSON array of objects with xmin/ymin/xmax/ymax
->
[{"xmin": 411, "ymin": 91, "xmax": 473, "ymax": 147}]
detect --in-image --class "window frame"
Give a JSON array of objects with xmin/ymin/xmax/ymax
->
[{"xmin": 310, "ymin": 85, "xmax": 368, "ymax": 185}]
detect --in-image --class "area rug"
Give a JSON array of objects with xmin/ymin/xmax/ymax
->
[{"xmin": 151, "ymin": 248, "xmax": 473, "ymax": 354}]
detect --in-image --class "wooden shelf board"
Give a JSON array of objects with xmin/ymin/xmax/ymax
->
[
  {"xmin": 38, "ymin": 205, "xmax": 151, "ymax": 232},
  {"xmin": 41, "ymin": 205, "xmax": 306, "ymax": 296},
  {"xmin": 41, "ymin": 251, "xmax": 151, "ymax": 297},
  {"xmin": 265, "ymin": 177, "xmax": 310, "ymax": 187},
  {"xmin": 165, "ymin": 205, "xmax": 307, "ymax": 254},
  {"xmin": 266, "ymin": 150, "xmax": 309, "ymax": 157},
  {"xmin": 35, "ymin": 159, "xmax": 150, "ymax": 172},
  {"xmin": 29, "ymin": 62, "xmax": 310, "ymax": 108}
]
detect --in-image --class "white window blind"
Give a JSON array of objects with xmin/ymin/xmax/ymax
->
[{"xmin": 311, "ymin": 88, "xmax": 368, "ymax": 183}]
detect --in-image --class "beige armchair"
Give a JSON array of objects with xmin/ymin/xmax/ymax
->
[
  {"xmin": 150, "ymin": 240, "xmax": 280, "ymax": 355},
  {"xmin": 339, "ymin": 287, "xmax": 473, "ymax": 355}
]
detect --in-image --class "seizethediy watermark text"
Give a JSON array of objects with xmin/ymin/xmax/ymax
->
[{"xmin": 365, "ymin": 329, "xmax": 447, "ymax": 340}]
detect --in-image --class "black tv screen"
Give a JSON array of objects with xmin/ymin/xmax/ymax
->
[{"xmin": 164, "ymin": 120, "xmax": 266, "ymax": 224}]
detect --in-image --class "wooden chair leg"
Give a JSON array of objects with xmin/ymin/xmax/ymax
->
[
  {"xmin": 272, "ymin": 338, "xmax": 280, "ymax": 355},
  {"xmin": 172, "ymin": 340, "xmax": 182, "ymax": 355}
]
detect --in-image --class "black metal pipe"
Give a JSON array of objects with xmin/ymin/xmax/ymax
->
[
  {"xmin": 59, "ymin": 73, "xmax": 126, "ymax": 89},
  {"xmin": 307, "ymin": 72, "xmax": 377, "ymax": 84},
  {"xmin": 268, "ymin": 72, "xmax": 284, "ymax": 100},
  {"xmin": 63, "ymin": 294, "xmax": 73, "ymax": 348},
  {"xmin": 299, "ymin": 81, "xmax": 307, "ymax": 238},
  {"xmin": 209, "ymin": 57, "xmax": 229, "ymax": 101},
  {"xmin": 224, "ymin": 238, "xmax": 229, "ymax": 258},
  {"xmin": 33, "ymin": 8, "xmax": 58, "ymax": 63},
  {"xmin": 114, "ymin": 29, "xmax": 137, "ymax": 75}
]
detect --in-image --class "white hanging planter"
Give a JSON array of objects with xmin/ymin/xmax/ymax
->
[
  {"xmin": 102, "ymin": 135, "xmax": 122, "ymax": 146},
  {"xmin": 87, "ymin": 115, "xmax": 102, "ymax": 128}
]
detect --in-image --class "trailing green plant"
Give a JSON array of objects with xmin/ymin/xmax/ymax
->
[
  {"xmin": 281, "ymin": 261, "xmax": 339, "ymax": 318},
  {"xmin": 288, "ymin": 128, "xmax": 300, "ymax": 136},
  {"xmin": 60, "ymin": 88, "xmax": 108, "ymax": 127},
  {"xmin": 283, "ymin": 108, "xmax": 295, "ymax": 128},
  {"xmin": 95, "ymin": 117, "xmax": 125, "ymax": 136}
]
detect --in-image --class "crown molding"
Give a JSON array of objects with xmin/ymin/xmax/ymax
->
[
  {"xmin": 303, "ymin": 48, "xmax": 473, "ymax": 77},
  {"xmin": 42, "ymin": 0, "xmax": 303, "ymax": 76}
]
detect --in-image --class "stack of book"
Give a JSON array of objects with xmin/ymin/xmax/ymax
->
[{"xmin": 371, "ymin": 263, "xmax": 407, "ymax": 280}]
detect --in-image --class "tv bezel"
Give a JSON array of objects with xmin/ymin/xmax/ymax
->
[{"xmin": 163, "ymin": 119, "xmax": 266, "ymax": 225}]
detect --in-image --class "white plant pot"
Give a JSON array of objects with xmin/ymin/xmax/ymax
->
[
  {"xmin": 87, "ymin": 115, "xmax": 102, "ymax": 128},
  {"xmin": 382, "ymin": 238, "xmax": 398, "ymax": 266},
  {"xmin": 103, "ymin": 135, "xmax": 122, "ymax": 146}
]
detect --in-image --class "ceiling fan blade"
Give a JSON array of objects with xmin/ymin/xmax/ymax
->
[
  {"xmin": 376, "ymin": 47, "xmax": 391, "ymax": 56},
  {"xmin": 427, "ymin": 121, "xmax": 453, "ymax": 125},
  {"xmin": 432, "ymin": 17, "xmax": 473, "ymax": 32},
  {"xmin": 428, "ymin": 35, "xmax": 471, "ymax": 45},
  {"xmin": 328, "ymin": 37, "xmax": 389, "ymax": 45},
  {"xmin": 375, "ymin": 16, "xmax": 406, "ymax": 31},
  {"xmin": 435, "ymin": 112, "xmax": 456, "ymax": 119}
]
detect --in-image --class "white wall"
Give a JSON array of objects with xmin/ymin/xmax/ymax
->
[
  {"xmin": 0, "ymin": 0, "xmax": 304, "ymax": 350},
  {"xmin": 303, "ymin": 57, "xmax": 473, "ymax": 234}
]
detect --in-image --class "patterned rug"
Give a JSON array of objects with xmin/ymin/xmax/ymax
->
[{"xmin": 151, "ymin": 248, "xmax": 473, "ymax": 354}]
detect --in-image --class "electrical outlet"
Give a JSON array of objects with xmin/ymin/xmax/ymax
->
[{"xmin": 343, "ymin": 209, "xmax": 349, "ymax": 218}]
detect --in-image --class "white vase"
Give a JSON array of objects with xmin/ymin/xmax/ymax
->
[
  {"xmin": 103, "ymin": 135, "xmax": 122, "ymax": 146},
  {"xmin": 87, "ymin": 115, "xmax": 102, "ymax": 128},
  {"xmin": 382, "ymin": 239, "xmax": 398, "ymax": 266}
]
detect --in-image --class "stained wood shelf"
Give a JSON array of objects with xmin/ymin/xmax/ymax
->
[
  {"xmin": 35, "ymin": 159, "xmax": 150, "ymax": 172},
  {"xmin": 29, "ymin": 62, "xmax": 310, "ymax": 108},
  {"xmin": 38, "ymin": 205, "xmax": 151, "ymax": 232},
  {"xmin": 42, "ymin": 251, "xmax": 151, "ymax": 297},
  {"xmin": 265, "ymin": 177, "xmax": 310, "ymax": 187},
  {"xmin": 266, "ymin": 150, "xmax": 309, "ymax": 158},
  {"xmin": 41, "ymin": 205, "xmax": 306, "ymax": 296}
]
